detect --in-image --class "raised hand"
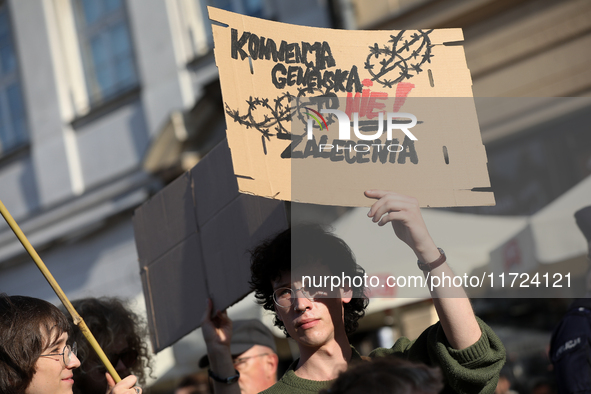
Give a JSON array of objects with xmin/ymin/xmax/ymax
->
[
  {"xmin": 105, "ymin": 373, "xmax": 140, "ymax": 394},
  {"xmin": 365, "ymin": 190, "xmax": 437, "ymax": 258},
  {"xmin": 201, "ymin": 298, "xmax": 233, "ymax": 351}
]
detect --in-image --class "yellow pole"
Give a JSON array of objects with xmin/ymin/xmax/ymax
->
[{"xmin": 0, "ymin": 198, "xmax": 121, "ymax": 383}]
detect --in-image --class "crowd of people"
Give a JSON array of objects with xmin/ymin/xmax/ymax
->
[
  {"xmin": 0, "ymin": 295, "xmax": 141, "ymax": 394},
  {"xmin": 1, "ymin": 191, "xmax": 590, "ymax": 394}
]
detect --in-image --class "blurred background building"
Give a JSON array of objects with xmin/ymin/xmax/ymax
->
[{"xmin": 0, "ymin": 0, "xmax": 589, "ymax": 392}]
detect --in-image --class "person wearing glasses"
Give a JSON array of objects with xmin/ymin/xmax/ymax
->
[
  {"xmin": 0, "ymin": 294, "xmax": 141, "ymax": 394},
  {"xmin": 64, "ymin": 297, "xmax": 152, "ymax": 394},
  {"xmin": 201, "ymin": 318, "xmax": 278, "ymax": 394},
  {"xmin": 203, "ymin": 191, "xmax": 505, "ymax": 394}
]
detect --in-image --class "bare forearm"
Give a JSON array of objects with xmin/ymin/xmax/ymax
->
[
  {"xmin": 205, "ymin": 344, "xmax": 241, "ymax": 394},
  {"xmin": 364, "ymin": 191, "xmax": 482, "ymax": 350},
  {"xmin": 431, "ymin": 293, "xmax": 481, "ymax": 350},
  {"xmin": 200, "ymin": 301, "xmax": 240, "ymax": 394},
  {"xmin": 421, "ymin": 256, "xmax": 481, "ymax": 349},
  {"xmin": 410, "ymin": 229, "xmax": 481, "ymax": 349}
]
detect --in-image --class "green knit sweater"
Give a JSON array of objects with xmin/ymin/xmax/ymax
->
[{"xmin": 260, "ymin": 317, "xmax": 505, "ymax": 394}]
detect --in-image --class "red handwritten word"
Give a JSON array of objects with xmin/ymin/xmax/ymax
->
[{"xmin": 345, "ymin": 79, "xmax": 415, "ymax": 119}]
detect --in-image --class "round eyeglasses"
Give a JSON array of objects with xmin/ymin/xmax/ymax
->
[
  {"xmin": 273, "ymin": 287, "xmax": 330, "ymax": 308},
  {"xmin": 39, "ymin": 342, "xmax": 77, "ymax": 366}
]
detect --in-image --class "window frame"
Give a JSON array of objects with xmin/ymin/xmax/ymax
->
[
  {"xmin": 71, "ymin": 0, "xmax": 140, "ymax": 108},
  {"xmin": 0, "ymin": 0, "xmax": 30, "ymax": 158}
]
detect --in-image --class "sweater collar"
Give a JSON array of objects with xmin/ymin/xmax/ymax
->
[{"xmin": 279, "ymin": 345, "xmax": 364, "ymax": 390}]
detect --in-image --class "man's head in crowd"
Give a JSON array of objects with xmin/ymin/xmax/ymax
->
[
  {"xmin": 65, "ymin": 297, "xmax": 151, "ymax": 394},
  {"xmin": 0, "ymin": 294, "xmax": 80, "ymax": 394},
  {"xmin": 319, "ymin": 357, "xmax": 444, "ymax": 394},
  {"xmin": 250, "ymin": 224, "xmax": 369, "ymax": 345},
  {"xmin": 200, "ymin": 319, "xmax": 278, "ymax": 394}
]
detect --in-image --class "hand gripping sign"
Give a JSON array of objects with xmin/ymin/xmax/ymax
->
[{"xmin": 209, "ymin": 7, "xmax": 494, "ymax": 208}]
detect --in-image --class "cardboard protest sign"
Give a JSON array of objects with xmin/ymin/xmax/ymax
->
[
  {"xmin": 133, "ymin": 139, "xmax": 288, "ymax": 352},
  {"xmin": 209, "ymin": 7, "xmax": 494, "ymax": 207}
]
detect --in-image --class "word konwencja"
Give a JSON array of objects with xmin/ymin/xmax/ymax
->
[{"xmin": 231, "ymin": 29, "xmax": 363, "ymax": 93}]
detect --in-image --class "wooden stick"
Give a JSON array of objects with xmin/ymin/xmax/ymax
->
[{"xmin": 0, "ymin": 198, "xmax": 122, "ymax": 383}]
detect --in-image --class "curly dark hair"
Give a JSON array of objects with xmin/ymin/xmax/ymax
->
[
  {"xmin": 0, "ymin": 294, "xmax": 71, "ymax": 394},
  {"xmin": 250, "ymin": 224, "xmax": 369, "ymax": 337},
  {"xmin": 63, "ymin": 297, "xmax": 152, "ymax": 394},
  {"xmin": 320, "ymin": 357, "xmax": 444, "ymax": 394}
]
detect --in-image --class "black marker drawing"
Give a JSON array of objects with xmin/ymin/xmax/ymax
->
[
  {"xmin": 364, "ymin": 30, "xmax": 434, "ymax": 88},
  {"xmin": 225, "ymin": 89, "xmax": 338, "ymax": 155},
  {"xmin": 225, "ymin": 30, "xmax": 433, "ymax": 156},
  {"xmin": 225, "ymin": 92, "xmax": 293, "ymax": 155},
  {"xmin": 293, "ymin": 87, "xmax": 338, "ymax": 129}
]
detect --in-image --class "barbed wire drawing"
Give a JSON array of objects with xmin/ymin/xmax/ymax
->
[
  {"xmin": 364, "ymin": 30, "xmax": 434, "ymax": 88},
  {"xmin": 225, "ymin": 31, "xmax": 435, "ymax": 155},
  {"xmin": 224, "ymin": 88, "xmax": 338, "ymax": 154},
  {"xmin": 224, "ymin": 92, "xmax": 293, "ymax": 155}
]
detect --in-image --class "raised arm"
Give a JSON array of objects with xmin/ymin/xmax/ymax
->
[
  {"xmin": 200, "ymin": 299, "xmax": 241, "ymax": 394},
  {"xmin": 365, "ymin": 190, "xmax": 481, "ymax": 350}
]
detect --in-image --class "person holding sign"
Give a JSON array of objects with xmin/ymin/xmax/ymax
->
[
  {"xmin": 203, "ymin": 191, "xmax": 505, "ymax": 394},
  {"xmin": 0, "ymin": 294, "xmax": 142, "ymax": 394}
]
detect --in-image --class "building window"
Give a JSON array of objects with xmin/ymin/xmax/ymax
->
[
  {"xmin": 0, "ymin": 2, "xmax": 28, "ymax": 156},
  {"xmin": 201, "ymin": 0, "xmax": 265, "ymax": 47},
  {"xmin": 207, "ymin": 0, "xmax": 264, "ymax": 16},
  {"xmin": 72, "ymin": 0, "xmax": 138, "ymax": 106}
]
